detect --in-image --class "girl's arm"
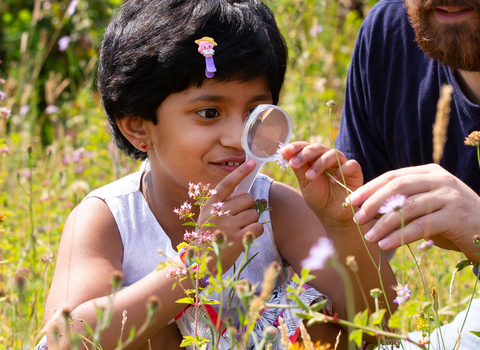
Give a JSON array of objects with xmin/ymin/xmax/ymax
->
[
  {"xmin": 273, "ymin": 142, "xmax": 397, "ymax": 322},
  {"xmin": 45, "ymin": 198, "xmax": 191, "ymax": 349}
]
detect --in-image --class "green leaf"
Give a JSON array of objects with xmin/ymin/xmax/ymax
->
[
  {"xmin": 201, "ymin": 299, "xmax": 220, "ymax": 305},
  {"xmin": 201, "ymin": 222, "xmax": 216, "ymax": 227},
  {"xmin": 470, "ymin": 331, "xmax": 480, "ymax": 338},
  {"xmin": 310, "ymin": 299, "xmax": 328, "ymax": 312},
  {"xmin": 456, "ymin": 259, "xmax": 474, "ymax": 272},
  {"xmin": 183, "ymin": 222, "xmax": 198, "ymax": 227},
  {"xmin": 349, "ymin": 329, "xmax": 364, "ymax": 347},
  {"xmin": 387, "ymin": 312, "xmax": 403, "ymax": 329},
  {"xmin": 176, "ymin": 297, "xmax": 194, "ymax": 304},
  {"xmin": 369, "ymin": 309, "xmax": 387, "ymax": 326},
  {"xmin": 353, "ymin": 309, "xmax": 368, "ymax": 326}
]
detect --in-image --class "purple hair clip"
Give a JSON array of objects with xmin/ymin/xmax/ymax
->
[{"xmin": 195, "ymin": 37, "xmax": 217, "ymax": 78}]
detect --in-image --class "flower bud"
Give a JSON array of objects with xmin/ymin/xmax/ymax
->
[{"xmin": 326, "ymin": 100, "xmax": 337, "ymax": 108}]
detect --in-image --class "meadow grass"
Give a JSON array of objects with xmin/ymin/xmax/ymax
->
[{"xmin": 0, "ymin": 0, "xmax": 479, "ymax": 348}]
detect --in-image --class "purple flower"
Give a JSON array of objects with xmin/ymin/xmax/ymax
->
[
  {"xmin": 393, "ymin": 283, "xmax": 411, "ymax": 305},
  {"xmin": 20, "ymin": 105, "xmax": 30, "ymax": 116},
  {"xmin": 418, "ymin": 239, "xmax": 434, "ymax": 252},
  {"xmin": 378, "ymin": 194, "xmax": 407, "ymax": 214},
  {"xmin": 274, "ymin": 142, "xmax": 289, "ymax": 171},
  {"xmin": 45, "ymin": 105, "xmax": 60, "ymax": 114},
  {"xmin": 0, "ymin": 91, "xmax": 6, "ymax": 101},
  {"xmin": 58, "ymin": 36, "xmax": 71, "ymax": 51},
  {"xmin": 301, "ymin": 237, "xmax": 335, "ymax": 271},
  {"xmin": 67, "ymin": 0, "xmax": 78, "ymax": 16}
]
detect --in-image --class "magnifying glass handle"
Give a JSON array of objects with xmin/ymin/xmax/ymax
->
[{"xmin": 234, "ymin": 158, "xmax": 264, "ymax": 195}]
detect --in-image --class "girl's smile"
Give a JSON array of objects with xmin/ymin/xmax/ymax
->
[{"xmin": 143, "ymin": 79, "xmax": 273, "ymax": 199}]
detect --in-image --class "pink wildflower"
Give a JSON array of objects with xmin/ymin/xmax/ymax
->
[
  {"xmin": 210, "ymin": 201, "xmax": 230, "ymax": 217},
  {"xmin": 0, "ymin": 107, "xmax": 11, "ymax": 119},
  {"xmin": 393, "ymin": 283, "xmax": 411, "ymax": 305},
  {"xmin": 173, "ymin": 201, "xmax": 193, "ymax": 219},
  {"xmin": 378, "ymin": 194, "xmax": 407, "ymax": 214},
  {"xmin": 166, "ymin": 268, "xmax": 187, "ymax": 280},
  {"xmin": 183, "ymin": 230, "xmax": 198, "ymax": 242},
  {"xmin": 0, "ymin": 91, "xmax": 6, "ymax": 101},
  {"xmin": 188, "ymin": 182, "xmax": 216, "ymax": 204},
  {"xmin": 45, "ymin": 105, "xmax": 60, "ymax": 115},
  {"xmin": 274, "ymin": 142, "xmax": 289, "ymax": 171},
  {"xmin": 58, "ymin": 36, "xmax": 70, "ymax": 51},
  {"xmin": 198, "ymin": 230, "xmax": 213, "ymax": 246},
  {"xmin": 0, "ymin": 146, "xmax": 10, "ymax": 156},
  {"xmin": 67, "ymin": 0, "xmax": 78, "ymax": 16},
  {"xmin": 301, "ymin": 237, "xmax": 335, "ymax": 271}
]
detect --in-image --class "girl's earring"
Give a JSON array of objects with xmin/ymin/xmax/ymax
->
[{"xmin": 140, "ymin": 142, "xmax": 147, "ymax": 150}]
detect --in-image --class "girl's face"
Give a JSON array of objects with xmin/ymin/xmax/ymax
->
[{"xmin": 144, "ymin": 79, "xmax": 273, "ymax": 198}]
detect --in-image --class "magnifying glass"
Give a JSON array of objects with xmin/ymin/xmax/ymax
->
[{"xmin": 234, "ymin": 104, "xmax": 293, "ymax": 195}]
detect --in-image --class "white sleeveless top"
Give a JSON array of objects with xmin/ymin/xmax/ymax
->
[{"xmin": 84, "ymin": 160, "xmax": 283, "ymax": 307}]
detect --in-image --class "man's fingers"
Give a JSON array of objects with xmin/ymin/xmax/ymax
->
[{"xmin": 350, "ymin": 174, "xmax": 440, "ymax": 225}]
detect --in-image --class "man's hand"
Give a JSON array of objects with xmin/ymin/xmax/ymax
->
[{"xmin": 347, "ymin": 164, "xmax": 480, "ymax": 262}]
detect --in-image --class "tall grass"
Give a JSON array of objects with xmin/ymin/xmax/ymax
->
[{"xmin": 0, "ymin": 0, "xmax": 478, "ymax": 348}]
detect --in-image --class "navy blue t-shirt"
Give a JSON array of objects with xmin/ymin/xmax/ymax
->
[{"xmin": 336, "ymin": 0, "xmax": 480, "ymax": 194}]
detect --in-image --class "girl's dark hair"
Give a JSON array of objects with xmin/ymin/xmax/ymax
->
[{"xmin": 97, "ymin": 0, "xmax": 288, "ymax": 159}]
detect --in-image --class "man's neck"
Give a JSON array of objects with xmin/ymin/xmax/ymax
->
[{"xmin": 456, "ymin": 70, "xmax": 480, "ymax": 106}]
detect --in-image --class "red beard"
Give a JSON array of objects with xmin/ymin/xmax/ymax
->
[{"xmin": 405, "ymin": 0, "xmax": 480, "ymax": 72}]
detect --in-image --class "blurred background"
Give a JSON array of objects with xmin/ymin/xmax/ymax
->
[{"xmin": 0, "ymin": 0, "xmax": 475, "ymax": 348}]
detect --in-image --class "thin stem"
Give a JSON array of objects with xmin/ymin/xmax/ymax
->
[{"xmin": 335, "ymin": 262, "xmax": 355, "ymax": 350}]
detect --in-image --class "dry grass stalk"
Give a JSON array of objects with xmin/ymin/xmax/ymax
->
[
  {"xmin": 278, "ymin": 316, "xmax": 291, "ymax": 349},
  {"xmin": 334, "ymin": 329, "xmax": 342, "ymax": 350},
  {"xmin": 299, "ymin": 322, "xmax": 313, "ymax": 349},
  {"xmin": 432, "ymin": 84, "xmax": 454, "ymax": 164}
]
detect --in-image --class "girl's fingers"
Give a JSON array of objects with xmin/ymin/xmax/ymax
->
[{"xmin": 213, "ymin": 159, "xmax": 256, "ymax": 200}]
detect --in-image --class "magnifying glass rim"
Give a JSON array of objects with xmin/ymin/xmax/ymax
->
[{"xmin": 241, "ymin": 104, "xmax": 293, "ymax": 162}]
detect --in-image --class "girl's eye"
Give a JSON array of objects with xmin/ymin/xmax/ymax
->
[{"xmin": 197, "ymin": 108, "xmax": 220, "ymax": 119}]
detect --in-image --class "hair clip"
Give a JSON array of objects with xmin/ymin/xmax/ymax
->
[{"xmin": 195, "ymin": 37, "xmax": 217, "ymax": 78}]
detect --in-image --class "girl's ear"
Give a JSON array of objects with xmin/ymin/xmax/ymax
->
[{"xmin": 116, "ymin": 117, "xmax": 149, "ymax": 151}]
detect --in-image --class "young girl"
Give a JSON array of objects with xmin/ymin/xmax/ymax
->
[{"xmin": 40, "ymin": 0, "xmax": 396, "ymax": 348}]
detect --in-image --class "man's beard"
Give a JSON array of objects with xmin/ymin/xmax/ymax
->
[{"xmin": 405, "ymin": 0, "xmax": 480, "ymax": 72}]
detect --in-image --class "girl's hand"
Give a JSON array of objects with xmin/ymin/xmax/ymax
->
[
  {"xmin": 199, "ymin": 159, "xmax": 264, "ymax": 271},
  {"xmin": 281, "ymin": 142, "xmax": 363, "ymax": 226}
]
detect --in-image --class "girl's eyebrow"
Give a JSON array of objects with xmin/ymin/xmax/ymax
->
[{"xmin": 187, "ymin": 93, "xmax": 272, "ymax": 104}]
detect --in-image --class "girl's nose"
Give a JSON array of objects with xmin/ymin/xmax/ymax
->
[{"xmin": 220, "ymin": 114, "xmax": 244, "ymax": 150}]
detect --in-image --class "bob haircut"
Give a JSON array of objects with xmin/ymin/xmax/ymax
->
[{"xmin": 97, "ymin": 0, "xmax": 288, "ymax": 159}]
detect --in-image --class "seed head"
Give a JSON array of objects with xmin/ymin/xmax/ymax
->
[
  {"xmin": 346, "ymin": 255, "xmax": 358, "ymax": 273},
  {"xmin": 213, "ymin": 229, "xmax": 226, "ymax": 245},
  {"xmin": 147, "ymin": 295, "xmax": 161, "ymax": 312},
  {"xmin": 326, "ymin": 100, "xmax": 337, "ymax": 108},
  {"xmin": 111, "ymin": 270, "xmax": 124, "ymax": 287},
  {"xmin": 264, "ymin": 326, "xmax": 278, "ymax": 342},
  {"xmin": 432, "ymin": 84, "xmax": 453, "ymax": 164},
  {"xmin": 464, "ymin": 131, "xmax": 480, "ymax": 146},
  {"xmin": 473, "ymin": 235, "xmax": 480, "ymax": 245},
  {"xmin": 370, "ymin": 288, "xmax": 382, "ymax": 299},
  {"xmin": 242, "ymin": 231, "xmax": 255, "ymax": 247}
]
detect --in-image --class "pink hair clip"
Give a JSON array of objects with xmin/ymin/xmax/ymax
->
[{"xmin": 195, "ymin": 37, "xmax": 217, "ymax": 78}]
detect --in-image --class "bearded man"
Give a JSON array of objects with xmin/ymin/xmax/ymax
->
[{"xmin": 336, "ymin": 0, "xmax": 480, "ymax": 347}]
